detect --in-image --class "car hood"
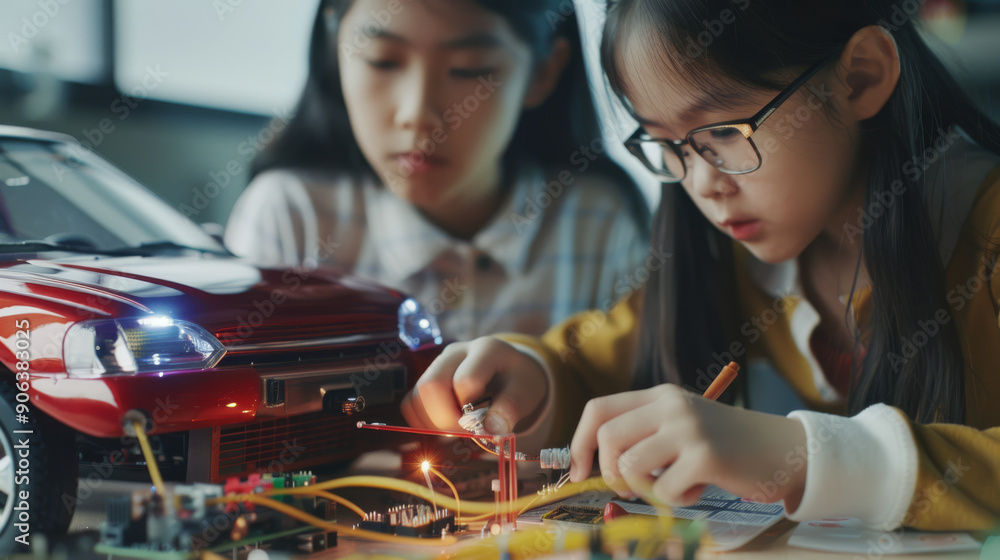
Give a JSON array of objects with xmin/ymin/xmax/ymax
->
[{"xmin": 0, "ymin": 254, "xmax": 405, "ymax": 345}]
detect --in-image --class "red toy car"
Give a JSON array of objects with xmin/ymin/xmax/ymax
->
[{"xmin": 0, "ymin": 126, "xmax": 443, "ymax": 551}]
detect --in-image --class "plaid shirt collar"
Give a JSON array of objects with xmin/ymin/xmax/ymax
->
[{"xmin": 362, "ymin": 160, "xmax": 547, "ymax": 286}]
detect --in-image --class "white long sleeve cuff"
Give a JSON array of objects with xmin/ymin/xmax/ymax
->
[{"xmin": 784, "ymin": 404, "xmax": 918, "ymax": 530}]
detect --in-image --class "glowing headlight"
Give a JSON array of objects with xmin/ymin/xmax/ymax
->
[
  {"xmin": 398, "ymin": 298, "xmax": 443, "ymax": 350},
  {"xmin": 63, "ymin": 316, "xmax": 226, "ymax": 377}
]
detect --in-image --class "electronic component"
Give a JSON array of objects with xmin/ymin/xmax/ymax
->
[
  {"xmin": 459, "ymin": 407, "xmax": 489, "ymax": 434},
  {"xmin": 359, "ymin": 421, "xmax": 522, "ymax": 527},
  {"xmin": 358, "ymin": 505, "xmax": 456, "ymax": 537},
  {"xmin": 271, "ymin": 530, "xmax": 338, "ymax": 553},
  {"xmin": 456, "ymin": 403, "xmax": 534, "ymax": 461},
  {"xmin": 540, "ymin": 446, "xmax": 571, "ymax": 470},
  {"xmin": 94, "ymin": 414, "xmax": 706, "ymax": 558},
  {"xmin": 541, "ymin": 505, "xmax": 605, "ymax": 526},
  {"xmin": 602, "ymin": 502, "xmax": 633, "ymax": 522},
  {"xmin": 95, "ymin": 471, "xmax": 335, "ymax": 558}
]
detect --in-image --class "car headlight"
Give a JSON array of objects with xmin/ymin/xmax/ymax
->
[
  {"xmin": 398, "ymin": 298, "xmax": 443, "ymax": 350},
  {"xmin": 63, "ymin": 316, "xmax": 226, "ymax": 377}
]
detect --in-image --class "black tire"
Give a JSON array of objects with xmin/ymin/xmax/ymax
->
[{"xmin": 0, "ymin": 382, "xmax": 78, "ymax": 556}]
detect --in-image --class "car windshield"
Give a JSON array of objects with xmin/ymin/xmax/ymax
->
[{"xmin": 0, "ymin": 136, "xmax": 226, "ymax": 256}]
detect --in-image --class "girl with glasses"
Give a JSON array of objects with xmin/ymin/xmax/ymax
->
[
  {"xmin": 225, "ymin": 0, "xmax": 649, "ymax": 340},
  {"xmin": 403, "ymin": 0, "xmax": 1000, "ymax": 531}
]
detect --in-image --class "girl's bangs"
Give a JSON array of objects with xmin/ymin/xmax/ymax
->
[{"xmin": 601, "ymin": 0, "xmax": 788, "ymax": 122}]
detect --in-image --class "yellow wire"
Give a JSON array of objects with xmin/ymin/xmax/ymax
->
[
  {"xmin": 473, "ymin": 437, "xmax": 498, "ymax": 456},
  {"xmin": 440, "ymin": 524, "xmax": 589, "ymax": 560},
  {"xmin": 131, "ymin": 420, "xmax": 165, "ymax": 493},
  {"xmin": 461, "ymin": 495, "xmax": 541, "ymax": 523},
  {"xmin": 130, "ymin": 421, "xmax": 367, "ymax": 522},
  {"xmin": 341, "ymin": 555, "xmax": 416, "ymax": 560},
  {"xmin": 470, "ymin": 437, "xmax": 539, "ymax": 462},
  {"xmin": 633, "ymin": 516, "xmax": 676, "ymax": 559},
  {"xmin": 427, "ymin": 465, "xmax": 461, "ymax": 522},
  {"xmin": 264, "ymin": 475, "xmax": 610, "ymax": 515},
  {"xmin": 306, "ymin": 490, "xmax": 367, "ymax": 519},
  {"xmin": 131, "ymin": 422, "xmax": 444, "ymax": 546},
  {"xmin": 516, "ymin": 494, "xmax": 543, "ymax": 516},
  {"xmin": 207, "ymin": 494, "xmax": 458, "ymax": 546},
  {"xmin": 341, "ymin": 555, "xmax": 417, "ymax": 560},
  {"xmin": 457, "ymin": 511, "xmax": 493, "ymax": 524},
  {"xmin": 213, "ymin": 487, "xmax": 690, "ymax": 559},
  {"xmin": 132, "ymin": 422, "xmax": 630, "ymax": 550},
  {"xmin": 439, "ymin": 517, "xmax": 681, "ymax": 560}
]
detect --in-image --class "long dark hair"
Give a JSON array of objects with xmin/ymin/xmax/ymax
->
[
  {"xmin": 603, "ymin": 0, "xmax": 1000, "ymax": 423},
  {"xmin": 251, "ymin": 0, "xmax": 648, "ymax": 224}
]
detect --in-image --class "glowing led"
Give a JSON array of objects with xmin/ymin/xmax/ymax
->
[
  {"xmin": 138, "ymin": 316, "xmax": 173, "ymax": 328},
  {"xmin": 226, "ymin": 402, "xmax": 237, "ymax": 408},
  {"xmin": 421, "ymin": 461, "xmax": 430, "ymax": 473}
]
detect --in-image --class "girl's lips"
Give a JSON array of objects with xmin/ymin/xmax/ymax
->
[
  {"xmin": 392, "ymin": 152, "xmax": 447, "ymax": 174},
  {"xmin": 719, "ymin": 219, "xmax": 761, "ymax": 241}
]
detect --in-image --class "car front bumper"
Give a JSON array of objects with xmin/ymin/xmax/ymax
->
[{"xmin": 30, "ymin": 345, "xmax": 441, "ymax": 438}]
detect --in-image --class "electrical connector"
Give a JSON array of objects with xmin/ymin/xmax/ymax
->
[
  {"xmin": 458, "ymin": 408, "xmax": 488, "ymax": 435},
  {"xmin": 539, "ymin": 446, "xmax": 571, "ymax": 470}
]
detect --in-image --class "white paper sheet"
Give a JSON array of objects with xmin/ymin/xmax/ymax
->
[{"xmin": 788, "ymin": 517, "xmax": 981, "ymax": 554}]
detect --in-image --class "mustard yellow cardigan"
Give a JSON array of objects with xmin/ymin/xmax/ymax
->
[{"xmin": 502, "ymin": 167, "xmax": 1000, "ymax": 531}]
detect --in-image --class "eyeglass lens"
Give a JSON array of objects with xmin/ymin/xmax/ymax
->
[{"xmin": 632, "ymin": 126, "xmax": 760, "ymax": 180}]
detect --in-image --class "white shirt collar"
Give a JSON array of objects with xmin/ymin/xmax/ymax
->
[{"xmin": 362, "ymin": 160, "xmax": 546, "ymax": 286}]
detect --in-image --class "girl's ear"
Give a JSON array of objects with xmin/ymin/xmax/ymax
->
[
  {"xmin": 837, "ymin": 25, "xmax": 901, "ymax": 121},
  {"xmin": 523, "ymin": 38, "xmax": 572, "ymax": 109}
]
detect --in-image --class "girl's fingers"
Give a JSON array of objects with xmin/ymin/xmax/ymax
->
[
  {"xmin": 405, "ymin": 343, "xmax": 469, "ymax": 429},
  {"xmin": 481, "ymin": 395, "xmax": 520, "ymax": 435},
  {"xmin": 452, "ymin": 338, "xmax": 544, "ymax": 434},
  {"xmin": 400, "ymin": 392, "xmax": 420, "ymax": 427},
  {"xmin": 401, "ymin": 378, "xmax": 447, "ymax": 430},
  {"xmin": 569, "ymin": 388, "xmax": 662, "ymax": 482},
  {"xmin": 617, "ymin": 429, "xmax": 679, "ymax": 501},
  {"xmin": 450, "ymin": 338, "xmax": 507, "ymax": 404},
  {"xmin": 595, "ymin": 403, "xmax": 661, "ymax": 497},
  {"xmin": 651, "ymin": 452, "xmax": 710, "ymax": 508}
]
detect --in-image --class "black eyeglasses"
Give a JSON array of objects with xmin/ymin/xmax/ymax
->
[{"xmin": 624, "ymin": 55, "xmax": 837, "ymax": 183}]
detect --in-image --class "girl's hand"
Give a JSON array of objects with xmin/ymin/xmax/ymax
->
[
  {"xmin": 401, "ymin": 337, "xmax": 549, "ymax": 437},
  {"xmin": 568, "ymin": 384, "xmax": 808, "ymax": 510}
]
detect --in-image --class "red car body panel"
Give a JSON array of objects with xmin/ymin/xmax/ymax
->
[
  {"xmin": 0, "ymin": 126, "xmax": 448, "ymax": 496},
  {"xmin": 0, "ymin": 256, "xmax": 440, "ymax": 439}
]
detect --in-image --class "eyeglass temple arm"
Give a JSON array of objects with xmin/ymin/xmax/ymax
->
[{"xmin": 748, "ymin": 53, "xmax": 839, "ymax": 129}]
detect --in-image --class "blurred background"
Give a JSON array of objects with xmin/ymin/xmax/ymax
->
[{"xmin": 1, "ymin": 0, "xmax": 998, "ymax": 227}]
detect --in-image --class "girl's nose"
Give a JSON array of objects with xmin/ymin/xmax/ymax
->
[
  {"xmin": 689, "ymin": 155, "xmax": 739, "ymax": 199},
  {"xmin": 394, "ymin": 67, "xmax": 445, "ymax": 134}
]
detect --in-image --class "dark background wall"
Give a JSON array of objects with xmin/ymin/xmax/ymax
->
[
  {"xmin": 0, "ymin": 0, "xmax": 315, "ymax": 229},
  {"xmin": 1, "ymin": 0, "xmax": 998, "ymax": 229},
  {"xmin": 0, "ymin": 86, "xmax": 271, "ymax": 228}
]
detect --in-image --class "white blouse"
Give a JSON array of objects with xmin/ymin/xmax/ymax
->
[{"xmin": 224, "ymin": 160, "xmax": 649, "ymax": 339}]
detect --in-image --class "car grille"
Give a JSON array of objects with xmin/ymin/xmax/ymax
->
[
  {"xmin": 214, "ymin": 343, "xmax": 398, "ymax": 368},
  {"xmin": 214, "ymin": 315, "xmax": 396, "ymax": 349},
  {"xmin": 214, "ymin": 411, "xmax": 359, "ymax": 480}
]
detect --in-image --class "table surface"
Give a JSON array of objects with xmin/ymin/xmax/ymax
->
[
  {"xmin": 318, "ymin": 516, "xmax": 982, "ymax": 560},
  {"xmin": 317, "ymin": 523, "xmax": 983, "ymax": 560},
  {"xmin": 69, "ymin": 451, "xmax": 985, "ymax": 560}
]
